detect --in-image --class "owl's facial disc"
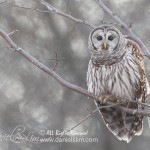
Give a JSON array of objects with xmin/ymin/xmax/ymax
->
[
  {"xmin": 91, "ymin": 28, "xmax": 119, "ymax": 53},
  {"xmin": 89, "ymin": 25, "xmax": 126, "ymax": 63}
]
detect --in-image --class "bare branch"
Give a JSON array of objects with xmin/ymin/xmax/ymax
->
[
  {"xmin": 6, "ymin": 1, "xmax": 46, "ymax": 12},
  {"xmin": 115, "ymin": 95, "xmax": 150, "ymax": 108},
  {"xmin": 117, "ymin": 104, "xmax": 150, "ymax": 116},
  {"xmin": 40, "ymin": 0, "xmax": 95, "ymax": 28},
  {"xmin": 95, "ymin": 0, "xmax": 150, "ymax": 59},
  {"xmin": 4, "ymin": 0, "xmax": 95, "ymax": 29},
  {"xmin": 0, "ymin": 28, "xmax": 95, "ymax": 99},
  {"xmin": 0, "ymin": 29, "xmax": 18, "ymax": 49},
  {"xmin": 99, "ymin": 19, "xmax": 121, "ymax": 27}
]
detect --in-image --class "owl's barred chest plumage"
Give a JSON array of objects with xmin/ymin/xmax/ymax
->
[
  {"xmin": 87, "ymin": 43, "xmax": 145, "ymax": 101},
  {"xmin": 87, "ymin": 24, "xmax": 149, "ymax": 143}
]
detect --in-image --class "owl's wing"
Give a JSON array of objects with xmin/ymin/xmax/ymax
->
[
  {"xmin": 96, "ymin": 39, "xmax": 149, "ymax": 143},
  {"xmin": 126, "ymin": 38, "xmax": 149, "ymax": 99},
  {"xmin": 122, "ymin": 38, "xmax": 149, "ymax": 138}
]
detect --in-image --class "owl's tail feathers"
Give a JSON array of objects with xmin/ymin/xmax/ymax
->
[{"xmin": 99, "ymin": 105, "xmax": 143, "ymax": 143}]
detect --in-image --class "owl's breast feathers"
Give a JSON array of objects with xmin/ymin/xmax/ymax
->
[{"xmin": 87, "ymin": 39, "xmax": 149, "ymax": 142}]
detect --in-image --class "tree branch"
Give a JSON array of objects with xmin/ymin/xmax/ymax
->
[
  {"xmin": 40, "ymin": 0, "xmax": 95, "ymax": 28},
  {"xmin": 4, "ymin": 0, "xmax": 95, "ymax": 29},
  {"xmin": 0, "ymin": 29, "xmax": 96, "ymax": 99},
  {"xmin": 95, "ymin": 0, "xmax": 150, "ymax": 59},
  {"xmin": 0, "ymin": 28, "xmax": 150, "ymax": 117}
]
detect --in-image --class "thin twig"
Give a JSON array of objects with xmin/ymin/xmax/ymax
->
[
  {"xmin": 51, "ymin": 51, "xmax": 66, "ymax": 71},
  {"xmin": 95, "ymin": 0, "xmax": 150, "ymax": 59},
  {"xmin": 6, "ymin": 2, "xmax": 44, "ymax": 12},
  {"xmin": 7, "ymin": 30, "xmax": 18, "ymax": 36},
  {"xmin": 40, "ymin": 0, "xmax": 95, "ymax": 28},
  {"xmin": 60, "ymin": 104, "xmax": 119, "ymax": 137},
  {"xmin": 99, "ymin": 19, "xmax": 121, "ymax": 27},
  {"xmin": 4, "ymin": 0, "xmax": 95, "ymax": 29}
]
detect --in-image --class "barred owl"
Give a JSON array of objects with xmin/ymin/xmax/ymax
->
[{"xmin": 87, "ymin": 25, "xmax": 150, "ymax": 143}]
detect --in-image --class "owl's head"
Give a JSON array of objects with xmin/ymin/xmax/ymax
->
[{"xmin": 88, "ymin": 25, "xmax": 126, "ymax": 60}]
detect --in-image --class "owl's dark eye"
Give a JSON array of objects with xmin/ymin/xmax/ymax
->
[
  {"xmin": 96, "ymin": 36, "xmax": 103, "ymax": 41},
  {"xmin": 108, "ymin": 35, "xmax": 114, "ymax": 41}
]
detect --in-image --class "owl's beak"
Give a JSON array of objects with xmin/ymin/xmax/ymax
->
[{"xmin": 103, "ymin": 39, "xmax": 107, "ymax": 50}]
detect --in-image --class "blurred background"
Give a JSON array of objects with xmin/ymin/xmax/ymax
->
[{"xmin": 0, "ymin": 0, "xmax": 150, "ymax": 149}]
